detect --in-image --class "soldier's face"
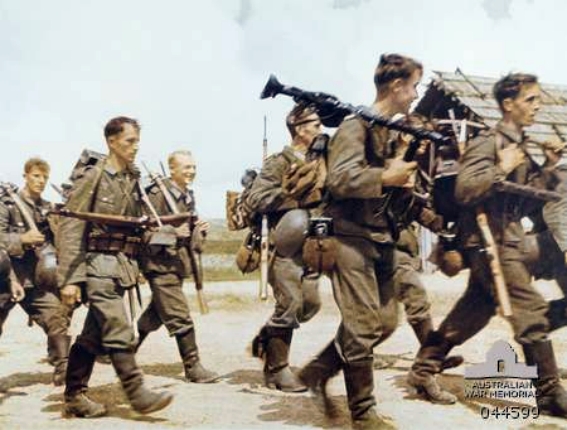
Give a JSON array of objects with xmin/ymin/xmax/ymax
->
[
  {"xmin": 505, "ymin": 83, "xmax": 541, "ymax": 127},
  {"xmin": 170, "ymin": 154, "xmax": 196, "ymax": 187},
  {"xmin": 392, "ymin": 70, "xmax": 422, "ymax": 115},
  {"xmin": 107, "ymin": 123, "xmax": 140, "ymax": 165},
  {"xmin": 295, "ymin": 113, "xmax": 322, "ymax": 146},
  {"xmin": 24, "ymin": 166, "xmax": 48, "ymax": 196}
]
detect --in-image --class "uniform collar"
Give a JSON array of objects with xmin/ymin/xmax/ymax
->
[
  {"xmin": 167, "ymin": 178, "xmax": 191, "ymax": 201},
  {"xmin": 103, "ymin": 163, "xmax": 140, "ymax": 178},
  {"xmin": 495, "ymin": 120, "xmax": 526, "ymax": 145},
  {"xmin": 19, "ymin": 189, "xmax": 48, "ymax": 208}
]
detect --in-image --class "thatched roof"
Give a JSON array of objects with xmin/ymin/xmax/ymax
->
[{"xmin": 414, "ymin": 69, "xmax": 567, "ymax": 160}]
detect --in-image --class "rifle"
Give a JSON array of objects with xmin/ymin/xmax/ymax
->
[
  {"xmin": 259, "ymin": 116, "xmax": 269, "ymax": 301},
  {"xmin": 142, "ymin": 164, "xmax": 209, "ymax": 314},
  {"xmin": 494, "ymin": 180, "xmax": 562, "ymax": 202},
  {"xmin": 51, "ymin": 206, "xmax": 194, "ymax": 229}
]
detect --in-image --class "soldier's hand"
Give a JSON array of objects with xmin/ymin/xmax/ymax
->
[
  {"xmin": 196, "ymin": 219, "xmax": 210, "ymax": 236},
  {"xmin": 61, "ymin": 284, "xmax": 81, "ymax": 306},
  {"xmin": 21, "ymin": 230, "xmax": 45, "ymax": 246},
  {"xmin": 498, "ymin": 144, "xmax": 525, "ymax": 174},
  {"xmin": 174, "ymin": 224, "xmax": 191, "ymax": 239},
  {"xmin": 382, "ymin": 159, "xmax": 418, "ymax": 187},
  {"xmin": 10, "ymin": 281, "xmax": 25, "ymax": 302},
  {"xmin": 564, "ymin": 251, "xmax": 567, "ymax": 266}
]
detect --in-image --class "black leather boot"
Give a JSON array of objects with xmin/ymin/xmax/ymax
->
[
  {"xmin": 64, "ymin": 343, "xmax": 107, "ymax": 418},
  {"xmin": 109, "ymin": 349, "xmax": 173, "ymax": 414},
  {"xmin": 407, "ymin": 331, "xmax": 457, "ymax": 404},
  {"xmin": 251, "ymin": 326, "xmax": 268, "ymax": 359},
  {"xmin": 410, "ymin": 318, "xmax": 464, "ymax": 371},
  {"xmin": 176, "ymin": 330, "xmax": 219, "ymax": 383},
  {"xmin": 298, "ymin": 341, "xmax": 343, "ymax": 418},
  {"xmin": 344, "ymin": 359, "xmax": 396, "ymax": 430},
  {"xmin": 523, "ymin": 340, "xmax": 567, "ymax": 418},
  {"xmin": 48, "ymin": 334, "xmax": 70, "ymax": 386},
  {"xmin": 264, "ymin": 327, "xmax": 306, "ymax": 392}
]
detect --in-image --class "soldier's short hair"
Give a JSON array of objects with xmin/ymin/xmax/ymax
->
[
  {"xmin": 286, "ymin": 104, "xmax": 318, "ymax": 138},
  {"xmin": 104, "ymin": 116, "xmax": 141, "ymax": 139},
  {"xmin": 168, "ymin": 150, "xmax": 194, "ymax": 171},
  {"xmin": 493, "ymin": 73, "xmax": 538, "ymax": 110},
  {"xmin": 374, "ymin": 54, "xmax": 423, "ymax": 90},
  {"xmin": 24, "ymin": 157, "xmax": 50, "ymax": 175}
]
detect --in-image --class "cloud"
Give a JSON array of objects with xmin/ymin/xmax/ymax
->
[{"xmin": 0, "ymin": 0, "xmax": 562, "ymax": 218}]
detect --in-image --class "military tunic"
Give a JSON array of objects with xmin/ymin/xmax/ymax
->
[
  {"xmin": 0, "ymin": 190, "xmax": 69, "ymax": 337},
  {"xmin": 324, "ymin": 116, "xmax": 399, "ymax": 363},
  {"xmin": 246, "ymin": 145, "xmax": 321, "ymax": 330},
  {"xmin": 57, "ymin": 162, "xmax": 143, "ymax": 354},
  {"xmin": 137, "ymin": 179, "xmax": 197, "ymax": 337},
  {"xmin": 438, "ymin": 121, "xmax": 550, "ymax": 346}
]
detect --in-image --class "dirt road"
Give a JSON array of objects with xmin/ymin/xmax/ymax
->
[{"xmin": 1, "ymin": 273, "xmax": 566, "ymax": 429}]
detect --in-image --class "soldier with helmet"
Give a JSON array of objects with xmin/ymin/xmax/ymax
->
[{"xmin": 245, "ymin": 103, "xmax": 325, "ymax": 393}]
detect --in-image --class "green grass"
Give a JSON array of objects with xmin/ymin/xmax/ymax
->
[
  {"xmin": 203, "ymin": 266, "xmax": 258, "ymax": 282},
  {"xmin": 203, "ymin": 240, "xmax": 243, "ymax": 255}
]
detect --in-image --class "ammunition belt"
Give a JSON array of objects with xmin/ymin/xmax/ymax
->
[{"xmin": 87, "ymin": 232, "xmax": 142, "ymax": 257}]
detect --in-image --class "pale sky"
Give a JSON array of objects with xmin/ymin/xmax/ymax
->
[{"xmin": 0, "ymin": 0, "xmax": 564, "ymax": 217}]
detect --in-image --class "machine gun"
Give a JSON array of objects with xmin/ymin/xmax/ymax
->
[{"xmin": 260, "ymin": 74, "xmax": 451, "ymax": 146}]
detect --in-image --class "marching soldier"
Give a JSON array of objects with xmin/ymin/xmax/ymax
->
[
  {"xmin": 299, "ymin": 53, "xmax": 422, "ymax": 430},
  {"xmin": 136, "ymin": 149, "xmax": 219, "ymax": 383},
  {"xmin": 245, "ymin": 104, "xmax": 324, "ymax": 392},
  {"xmin": 407, "ymin": 73, "xmax": 567, "ymax": 418},
  {"xmin": 58, "ymin": 117, "xmax": 173, "ymax": 418},
  {"xmin": 0, "ymin": 158, "xmax": 71, "ymax": 386}
]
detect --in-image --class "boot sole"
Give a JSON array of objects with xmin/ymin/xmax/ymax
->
[
  {"xmin": 63, "ymin": 406, "xmax": 108, "ymax": 419},
  {"xmin": 187, "ymin": 376, "xmax": 220, "ymax": 384},
  {"xmin": 265, "ymin": 381, "xmax": 308, "ymax": 393},
  {"xmin": 135, "ymin": 393, "xmax": 174, "ymax": 415}
]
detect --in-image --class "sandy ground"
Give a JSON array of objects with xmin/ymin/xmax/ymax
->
[{"xmin": 1, "ymin": 272, "xmax": 567, "ymax": 430}]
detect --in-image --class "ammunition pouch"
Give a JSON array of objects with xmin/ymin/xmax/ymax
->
[
  {"xmin": 235, "ymin": 231, "xmax": 261, "ymax": 274},
  {"xmin": 282, "ymin": 161, "xmax": 318, "ymax": 199},
  {"xmin": 302, "ymin": 217, "xmax": 337, "ymax": 274},
  {"xmin": 87, "ymin": 232, "xmax": 142, "ymax": 257}
]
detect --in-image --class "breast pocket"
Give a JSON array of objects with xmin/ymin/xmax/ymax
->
[{"xmin": 93, "ymin": 194, "xmax": 116, "ymax": 215}]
